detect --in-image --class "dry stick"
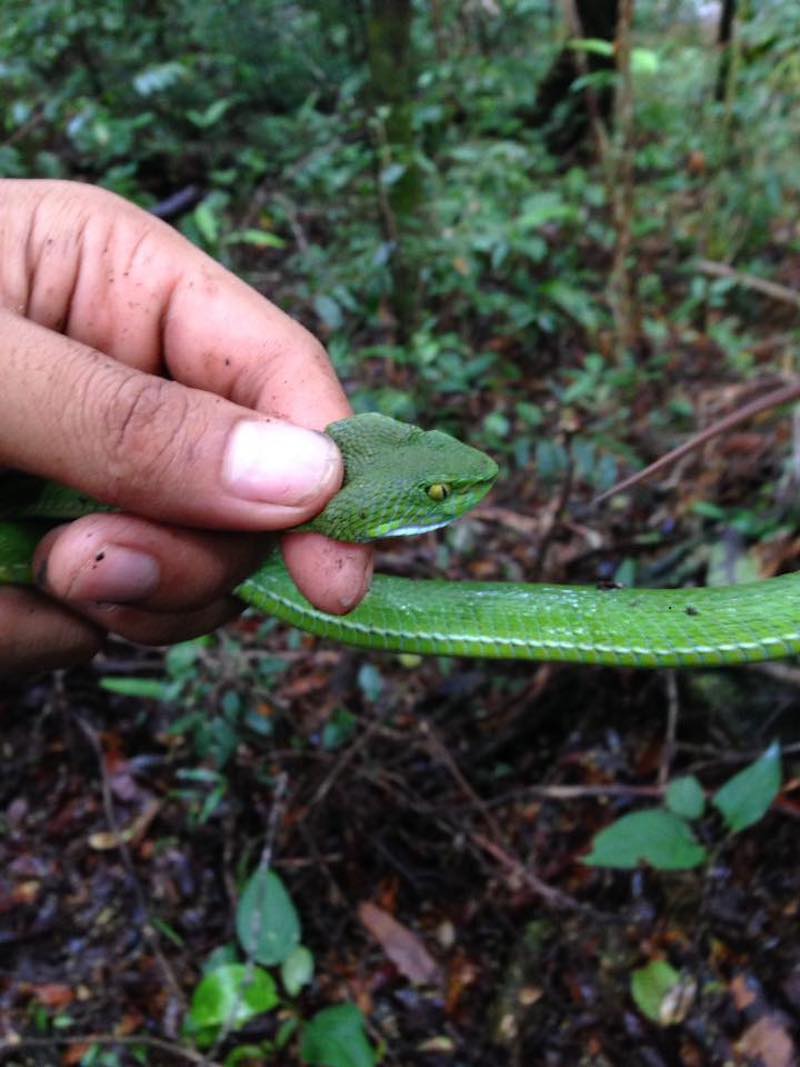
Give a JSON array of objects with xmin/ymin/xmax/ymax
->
[
  {"xmin": 660, "ymin": 670, "xmax": 679, "ymax": 790},
  {"xmin": 419, "ymin": 721, "xmax": 588, "ymax": 914},
  {"xmin": 696, "ymin": 258, "xmax": 800, "ymax": 310},
  {"xmin": 75, "ymin": 716, "xmax": 187, "ymax": 1012},
  {"xmin": 482, "ymin": 783, "xmax": 664, "ymax": 803},
  {"xmin": 592, "ymin": 378, "xmax": 800, "ymax": 505},
  {"xmin": 310, "ymin": 716, "xmax": 383, "ymax": 807},
  {"xmin": 0, "ymin": 1034, "xmax": 223, "ymax": 1066},
  {"xmin": 469, "ymin": 831, "xmax": 617, "ymax": 919},
  {"xmin": 531, "ymin": 448, "xmax": 574, "ymax": 581}
]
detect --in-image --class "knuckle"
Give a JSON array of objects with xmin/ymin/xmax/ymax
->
[{"xmin": 102, "ymin": 374, "xmax": 190, "ymax": 487}]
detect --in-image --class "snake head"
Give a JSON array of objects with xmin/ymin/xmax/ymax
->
[{"xmin": 305, "ymin": 413, "xmax": 499, "ymax": 543}]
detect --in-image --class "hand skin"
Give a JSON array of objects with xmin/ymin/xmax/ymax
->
[{"xmin": 0, "ymin": 179, "xmax": 373, "ymax": 673}]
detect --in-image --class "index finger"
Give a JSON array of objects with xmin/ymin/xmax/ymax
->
[{"xmin": 8, "ymin": 179, "xmax": 372, "ymax": 610}]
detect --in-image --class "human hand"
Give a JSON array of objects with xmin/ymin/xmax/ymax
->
[{"xmin": 0, "ymin": 180, "xmax": 372, "ymax": 673}]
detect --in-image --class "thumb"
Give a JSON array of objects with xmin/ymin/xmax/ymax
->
[{"xmin": 0, "ymin": 310, "xmax": 343, "ymax": 531}]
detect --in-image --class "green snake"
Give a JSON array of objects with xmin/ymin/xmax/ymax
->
[{"xmin": 2, "ymin": 413, "xmax": 800, "ymax": 669}]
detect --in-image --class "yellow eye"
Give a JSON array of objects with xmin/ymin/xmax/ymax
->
[{"xmin": 427, "ymin": 483, "xmax": 450, "ymax": 502}]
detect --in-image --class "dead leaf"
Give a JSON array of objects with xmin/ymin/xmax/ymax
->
[
  {"xmin": 358, "ymin": 901, "xmax": 441, "ymax": 986},
  {"xmin": 28, "ymin": 983, "xmax": 74, "ymax": 1010},
  {"xmin": 736, "ymin": 1014, "xmax": 796, "ymax": 1067},
  {"xmin": 64, "ymin": 1043, "xmax": 93, "ymax": 1066}
]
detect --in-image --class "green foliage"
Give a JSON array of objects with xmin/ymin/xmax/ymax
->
[
  {"xmin": 630, "ymin": 960, "xmax": 684, "ymax": 1025},
  {"xmin": 712, "ymin": 741, "xmax": 782, "ymax": 833},
  {"xmin": 586, "ymin": 744, "xmax": 783, "ymax": 871},
  {"xmin": 183, "ymin": 866, "xmax": 374, "ymax": 1062},
  {"xmin": 585, "ymin": 809, "xmax": 707, "ymax": 871},
  {"xmin": 301, "ymin": 1004, "xmax": 376, "ymax": 1067},
  {"xmin": 281, "ymin": 946, "xmax": 315, "ymax": 998},
  {"xmin": 665, "ymin": 776, "xmax": 706, "ymax": 820},
  {"xmin": 186, "ymin": 964, "xmax": 279, "ymax": 1048},
  {"xmin": 236, "ymin": 869, "xmax": 301, "ymax": 967}
]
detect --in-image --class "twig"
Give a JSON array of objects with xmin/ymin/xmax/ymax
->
[
  {"xmin": 0, "ymin": 1033, "xmax": 222, "ymax": 1065},
  {"xmin": 531, "ymin": 447, "xmax": 574, "ymax": 580},
  {"xmin": 310, "ymin": 718, "xmax": 383, "ymax": 807},
  {"xmin": 748, "ymin": 662, "xmax": 800, "ymax": 688},
  {"xmin": 74, "ymin": 716, "xmax": 186, "ymax": 1013},
  {"xmin": 420, "ymin": 721, "xmax": 589, "ymax": 914},
  {"xmin": 481, "ymin": 783, "xmax": 665, "ymax": 805},
  {"xmin": 660, "ymin": 670, "xmax": 679, "ymax": 789},
  {"xmin": 593, "ymin": 377, "xmax": 800, "ymax": 504},
  {"xmin": 696, "ymin": 258, "xmax": 800, "ymax": 309},
  {"xmin": 271, "ymin": 191, "xmax": 310, "ymax": 254},
  {"xmin": 469, "ymin": 831, "xmax": 603, "ymax": 915}
]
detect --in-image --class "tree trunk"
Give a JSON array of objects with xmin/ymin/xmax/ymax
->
[
  {"xmin": 530, "ymin": 0, "xmax": 619, "ymax": 155},
  {"xmin": 365, "ymin": 0, "xmax": 423, "ymax": 341},
  {"xmin": 714, "ymin": 0, "xmax": 737, "ymax": 102}
]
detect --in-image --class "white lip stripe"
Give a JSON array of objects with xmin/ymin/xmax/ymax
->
[{"xmin": 381, "ymin": 520, "xmax": 451, "ymax": 537}]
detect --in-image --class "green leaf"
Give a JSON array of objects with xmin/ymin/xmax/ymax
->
[
  {"xmin": 631, "ymin": 960, "xmax": 681, "ymax": 1024},
  {"xmin": 322, "ymin": 709, "xmax": 358, "ymax": 751},
  {"xmin": 194, "ymin": 201, "xmax": 219, "ymax": 244},
  {"xmin": 313, "ymin": 295, "xmax": 344, "ymax": 331},
  {"xmin": 584, "ymin": 810, "xmax": 707, "ymax": 870},
  {"xmin": 301, "ymin": 1004, "xmax": 376, "ymax": 1067},
  {"xmin": 186, "ymin": 97, "xmax": 235, "ymax": 128},
  {"xmin": 567, "ymin": 37, "xmax": 614, "ymax": 58},
  {"xmin": 132, "ymin": 61, "xmax": 186, "ymax": 96},
  {"xmin": 276, "ymin": 1017, "xmax": 300, "ymax": 1049},
  {"xmin": 202, "ymin": 943, "xmax": 239, "ymax": 976},
  {"xmin": 713, "ymin": 742, "xmax": 781, "ymax": 833},
  {"xmin": 186, "ymin": 964, "xmax": 278, "ymax": 1045},
  {"xmin": 632, "ymin": 47, "xmax": 660, "ymax": 74},
  {"xmin": 226, "ymin": 228, "xmax": 287, "ymax": 249},
  {"xmin": 665, "ymin": 776, "xmax": 705, "ymax": 820},
  {"xmin": 356, "ymin": 663, "xmax": 384, "ymax": 703},
  {"xmin": 281, "ymin": 944, "xmax": 315, "ymax": 996},
  {"xmin": 236, "ymin": 869, "xmax": 301, "ymax": 965},
  {"xmin": 98, "ymin": 677, "xmax": 171, "ymax": 700},
  {"xmin": 224, "ymin": 1044, "xmax": 275, "ymax": 1066}
]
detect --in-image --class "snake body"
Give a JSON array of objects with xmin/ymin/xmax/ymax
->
[{"xmin": 3, "ymin": 413, "xmax": 800, "ymax": 668}]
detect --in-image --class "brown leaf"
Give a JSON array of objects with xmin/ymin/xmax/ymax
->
[
  {"xmin": 29, "ymin": 983, "xmax": 74, "ymax": 1010},
  {"xmin": 358, "ymin": 901, "xmax": 442, "ymax": 986}
]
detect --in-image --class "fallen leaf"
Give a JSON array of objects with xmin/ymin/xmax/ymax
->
[
  {"xmin": 358, "ymin": 901, "xmax": 441, "ymax": 986},
  {"xmin": 64, "ymin": 1043, "xmax": 93, "ymax": 1065},
  {"xmin": 28, "ymin": 983, "xmax": 74, "ymax": 1010}
]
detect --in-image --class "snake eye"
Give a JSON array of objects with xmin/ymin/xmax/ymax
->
[{"xmin": 427, "ymin": 483, "xmax": 450, "ymax": 502}]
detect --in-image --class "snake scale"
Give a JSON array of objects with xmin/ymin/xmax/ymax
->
[{"xmin": 2, "ymin": 412, "xmax": 800, "ymax": 669}]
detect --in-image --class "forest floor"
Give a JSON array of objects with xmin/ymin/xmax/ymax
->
[{"xmin": 2, "ymin": 314, "xmax": 800, "ymax": 1066}]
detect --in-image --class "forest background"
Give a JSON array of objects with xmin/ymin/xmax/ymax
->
[{"xmin": 1, "ymin": 1, "xmax": 800, "ymax": 1065}]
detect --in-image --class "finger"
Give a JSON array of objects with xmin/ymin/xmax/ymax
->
[
  {"xmin": 3, "ymin": 180, "xmax": 372, "ymax": 610},
  {"xmin": 5, "ymin": 180, "xmax": 347, "ymax": 422},
  {"xmin": 282, "ymin": 533, "xmax": 374, "ymax": 614},
  {"xmin": 34, "ymin": 515, "xmax": 270, "ymax": 613},
  {"xmin": 0, "ymin": 586, "xmax": 103, "ymax": 674},
  {"xmin": 75, "ymin": 596, "xmax": 241, "ymax": 646},
  {"xmin": 0, "ymin": 308, "xmax": 343, "ymax": 532}
]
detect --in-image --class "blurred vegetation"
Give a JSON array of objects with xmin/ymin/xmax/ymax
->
[{"xmin": 4, "ymin": 1, "xmax": 800, "ymax": 1062}]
